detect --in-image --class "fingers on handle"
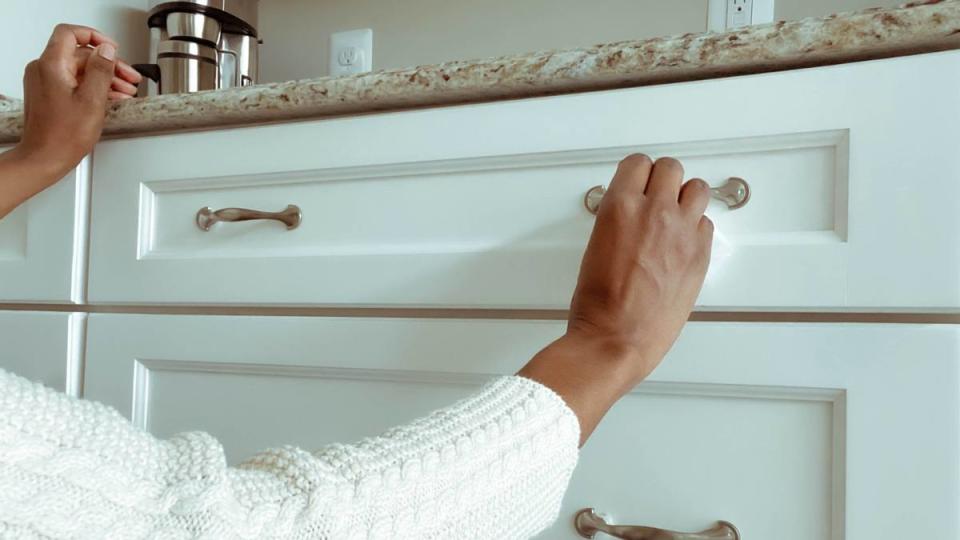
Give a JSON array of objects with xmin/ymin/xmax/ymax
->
[
  {"xmin": 43, "ymin": 23, "xmax": 117, "ymax": 61},
  {"xmin": 679, "ymin": 178, "xmax": 711, "ymax": 217},
  {"xmin": 604, "ymin": 153, "xmax": 653, "ymax": 209},
  {"xmin": 645, "ymin": 157, "xmax": 684, "ymax": 201},
  {"xmin": 77, "ymin": 44, "xmax": 117, "ymax": 105},
  {"xmin": 699, "ymin": 215, "xmax": 715, "ymax": 268},
  {"xmin": 699, "ymin": 214, "xmax": 715, "ymax": 238}
]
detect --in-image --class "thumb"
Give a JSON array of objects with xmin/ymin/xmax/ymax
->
[{"xmin": 76, "ymin": 43, "xmax": 116, "ymax": 105}]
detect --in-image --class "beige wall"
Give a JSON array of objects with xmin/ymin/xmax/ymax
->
[
  {"xmin": 0, "ymin": 0, "xmax": 149, "ymax": 97},
  {"xmin": 258, "ymin": 0, "xmax": 902, "ymax": 83},
  {"xmin": 0, "ymin": 0, "xmax": 904, "ymax": 95},
  {"xmin": 776, "ymin": 0, "xmax": 900, "ymax": 21}
]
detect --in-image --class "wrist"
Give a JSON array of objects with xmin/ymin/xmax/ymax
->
[
  {"xmin": 11, "ymin": 142, "xmax": 73, "ymax": 171},
  {"xmin": 7, "ymin": 143, "xmax": 74, "ymax": 183},
  {"xmin": 554, "ymin": 333, "xmax": 651, "ymax": 391},
  {"xmin": 0, "ymin": 144, "xmax": 75, "ymax": 218},
  {"xmin": 518, "ymin": 334, "xmax": 643, "ymax": 446}
]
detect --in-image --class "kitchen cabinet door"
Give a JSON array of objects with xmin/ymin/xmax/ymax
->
[
  {"xmin": 0, "ymin": 151, "xmax": 87, "ymax": 303},
  {"xmin": 87, "ymin": 51, "xmax": 960, "ymax": 309},
  {"xmin": 83, "ymin": 315, "xmax": 959, "ymax": 539},
  {"xmin": 0, "ymin": 311, "xmax": 78, "ymax": 394}
]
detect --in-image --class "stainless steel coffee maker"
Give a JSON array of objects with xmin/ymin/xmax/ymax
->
[{"xmin": 134, "ymin": 0, "xmax": 260, "ymax": 95}]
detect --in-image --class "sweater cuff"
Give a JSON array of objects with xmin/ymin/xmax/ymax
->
[
  {"xmin": 361, "ymin": 374, "xmax": 582, "ymax": 472},
  {"xmin": 507, "ymin": 374, "xmax": 581, "ymax": 441}
]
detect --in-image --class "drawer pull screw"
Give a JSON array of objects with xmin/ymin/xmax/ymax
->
[
  {"xmin": 196, "ymin": 205, "xmax": 302, "ymax": 231},
  {"xmin": 584, "ymin": 177, "xmax": 750, "ymax": 215},
  {"xmin": 574, "ymin": 508, "xmax": 740, "ymax": 540}
]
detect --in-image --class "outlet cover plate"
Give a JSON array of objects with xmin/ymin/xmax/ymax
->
[
  {"xmin": 329, "ymin": 28, "xmax": 373, "ymax": 76},
  {"xmin": 708, "ymin": 0, "xmax": 774, "ymax": 32}
]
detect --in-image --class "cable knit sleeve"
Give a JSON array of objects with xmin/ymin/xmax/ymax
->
[{"xmin": 0, "ymin": 369, "xmax": 580, "ymax": 539}]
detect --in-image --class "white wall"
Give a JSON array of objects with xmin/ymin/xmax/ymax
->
[
  {"xmin": 258, "ymin": 0, "xmax": 903, "ymax": 83},
  {"xmin": 0, "ymin": 0, "xmax": 149, "ymax": 97}
]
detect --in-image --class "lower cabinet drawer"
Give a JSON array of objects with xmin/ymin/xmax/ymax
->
[
  {"xmin": 83, "ymin": 314, "xmax": 959, "ymax": 539},
  {"xmin": 0, "ymin": 151, "xmax": 85, "ymax": 303},
  {"xmin": 0, "ymin": 311, "xmax": 75, "ymax": 392},
  {"xmin": 88, "ymin": 52, "xmax": 960, "ymax": 310}
]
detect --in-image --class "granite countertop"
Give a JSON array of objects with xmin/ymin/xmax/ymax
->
[
  {"xmin": 1, "ymin": 0, "xmax": 959, "ymax": 144},
  {"xmin": 0, "ymin": 96, "xmax": 20, "ymax": 113}
]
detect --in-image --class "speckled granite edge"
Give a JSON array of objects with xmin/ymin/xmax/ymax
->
[
  {"xmin": 2, "ymin": 0, "xmax": 959, "ymax": 143},
  {"xmin": 0, "ymin": 95, "xmax": 21, "ymax": 113}
]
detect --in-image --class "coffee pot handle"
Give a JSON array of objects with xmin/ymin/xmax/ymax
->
[{"xmin": 132, "ymin": 64, "xmax": 161, "ymax": 84}]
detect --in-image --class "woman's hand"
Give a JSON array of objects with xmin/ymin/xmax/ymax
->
[
  {"xmin": 519, "ymin": 154, "xmax": 712, "ymax": 445},
  {"xmin": 0, "ymin": 24, "xmax": 141, "ymax": 218},
  {"xmin": 18, "ymin": 24, "xmax": 141, "ymax": 172},
  {"xmin": 567, "ymin": 154, "xmax": 713, "ymax": 384}
]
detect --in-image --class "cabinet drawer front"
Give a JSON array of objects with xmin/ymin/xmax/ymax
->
[
  {"xmin": 0, "ymin": 153, "xmax": 85, "ymax": 303},
  {"xmin": 89, "ymin": 52, "xmax": 960, "ymax": 308},
  {"xmin": 83, "ymin": 315, "xmax": 960, "ymax": 539},
  {"xmin": 0, "ymin": 311, "xmax": 75, "ymax": 392}
]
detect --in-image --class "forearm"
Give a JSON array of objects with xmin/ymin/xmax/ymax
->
[
  {"xmin": 518, "ymin": 335, "xmax": 642, "ymax": 446},
  {"xmin": 0, "ymin": 146, "xmax": 71, "ymax": 219}
]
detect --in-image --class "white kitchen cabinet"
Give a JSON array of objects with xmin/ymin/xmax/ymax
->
[
  {"xmin": 88, "ymin": 51, "xmax": 960, "ymax": 309},
  {"xmin": 83, "ymin": 314, "xmax": 959, "ymax": 540},
  {"xmin": 0, "ymin": 311, "xmax": 79, "ymax": 393},
  {"xmin": 0, "ymin": 153, "xmax": 87, "ymax": 303}
]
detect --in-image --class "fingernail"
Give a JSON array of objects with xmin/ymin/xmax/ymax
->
[{"xmin": 98, "ymin": 43, "xmax": 116, "ymax": 61}]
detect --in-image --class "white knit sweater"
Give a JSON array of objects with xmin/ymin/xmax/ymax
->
[{"xmin": 0, "ymin": 368, "xmax": 580, "ymax": 539}]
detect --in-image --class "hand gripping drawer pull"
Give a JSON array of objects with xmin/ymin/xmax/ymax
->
[
  {"xmin": 574, "ymin": 508, "xmax": 740, "ymax": 540},
  {"xmin": 196, "ymin": 205, "xmax": 302, "ymax": 231},
  {"xmin": 583, "ymin": 177, "xmax": 751, "ymax": 215}
]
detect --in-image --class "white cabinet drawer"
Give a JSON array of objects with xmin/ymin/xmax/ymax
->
[
  {"xmin": 0, "ymin": 152, "xmax": 86, "ymax": 303},
  {"xmin": 89, "ymin": 52, "xmax": 960, "ymax": 309},
  {"xmin": 83, "ymin": 314, "xmax": 960, "ymax": 539},
  {"xmin": 0, "ymin": 311, "xmax": 76, "ymax": 392}
]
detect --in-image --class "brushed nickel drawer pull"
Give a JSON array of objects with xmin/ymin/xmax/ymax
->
[
  {"xmin": 710, "ymin": 177, "xmax": 751, "ymax": 210},
  {"xmin": 584, "ymin": 177, "xmax": 751, "ymax": 215},
  {"xmin": 574, "ymin": 508, "xmax": 740, "ymax": 540},
  {"xmin": 196, "ymin": 205, "xmax": 302, "ymax": 231}
]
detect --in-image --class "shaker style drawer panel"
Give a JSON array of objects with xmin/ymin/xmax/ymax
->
[
  {"xmin": 82, "ymin": 315, "xmax": 960, "ymax": 539},
  {"xmin": 88, "ymin": 52, "xmax": 960, "ymax": 308},
  {"xmin": 0, "ymin": 152, "xmax": 86, "ymax": 303},
  {"xmin": 0, "ymin": 311, "xmax": 74, "ymax": 393}
]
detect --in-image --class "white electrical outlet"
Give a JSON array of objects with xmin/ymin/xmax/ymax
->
[
  {"xmin": 329, "ymin": 28, "xmax": 373, "ymax": 76},
  {"xmin": 727, "ymin": 0, "xmax": 753, "ymax": 28},
  {"xmin": 707, "ymin": 0, "xmax": 774, "ymax": 32}
]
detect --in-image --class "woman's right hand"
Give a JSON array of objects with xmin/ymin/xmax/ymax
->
[
  {"xmin": 567, "ymin": 154, "xmax": 713, "ymax": 387},
  {"xmin": 519, "ymin": 154, "xmax": 712, "ymax": 445}
]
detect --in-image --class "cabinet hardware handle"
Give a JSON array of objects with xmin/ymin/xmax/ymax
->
[
  {"xmin": 584, "ymin": 177, "xmax": 751, "ymax": 215},
  {"xmin": 574, "ymin": 508, "xmax": 740, "ymax": 540},
  {"xmin": 196, "ymin": 205, "xmax": 302, "ymax": 231}
]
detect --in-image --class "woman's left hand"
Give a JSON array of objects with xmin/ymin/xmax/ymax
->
[
  {"xmin": 0, "ymin": 24, "xmax": 141, "ymax": 218},
  {"xmin": 17, "ymin": 24, "xmax": 142, "ymax": 173}
]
